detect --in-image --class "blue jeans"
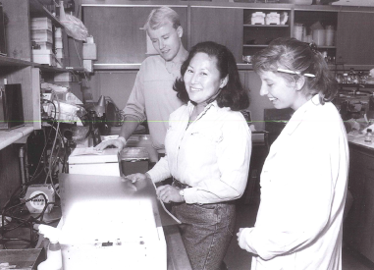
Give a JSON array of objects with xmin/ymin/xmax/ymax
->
[{"xmin": 172, "ymin": 202, "xmax": 236, "ymax": 270}]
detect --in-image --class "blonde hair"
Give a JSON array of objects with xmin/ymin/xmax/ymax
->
[{"xmin": 144, "ymin": 6, "xmax": 181, "ymax": 31}]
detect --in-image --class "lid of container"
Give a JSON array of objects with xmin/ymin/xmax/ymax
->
[{"xmin": 121, "ymin": 147, "xmax": 149, "ymax": 161}]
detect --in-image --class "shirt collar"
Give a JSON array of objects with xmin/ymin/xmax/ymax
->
[{"xmin": 283, "ymin": 94, "xmax": 321, "ymax": 135}]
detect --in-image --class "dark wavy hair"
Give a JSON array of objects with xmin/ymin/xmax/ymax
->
[
  {"xmin": 174, "ymin": 41, "xmax": 250, "ymax": 111},
  {"xmin": 252, "ymin": 37, "xmax": 338, "ymax": 105}
]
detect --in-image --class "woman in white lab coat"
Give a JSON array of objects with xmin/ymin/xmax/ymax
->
[{"xmin": 237, "ymin": 37, "xmax": 349, "ymax": 270}]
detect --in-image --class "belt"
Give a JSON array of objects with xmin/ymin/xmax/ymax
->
[
  {"xmin": 172, "ymin": 178, "xmax": 237, "ymax": 205},
  {"xmin": 172, "ymin": 178, "xmax": 191, "ymax": 189}
]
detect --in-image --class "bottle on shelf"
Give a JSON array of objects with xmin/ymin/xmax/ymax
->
[{"xmin": 364, "ymin": 128, "xmax": 372, "ymax": 144}]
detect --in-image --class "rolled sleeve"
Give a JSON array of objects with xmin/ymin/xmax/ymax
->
[
  {"xmin": 123, "ymin": 68, "xmax": 146, "ymax": 123},
  {"xmin": 147, "ymin": 156, "xmax": 172, "ymax": 183}
]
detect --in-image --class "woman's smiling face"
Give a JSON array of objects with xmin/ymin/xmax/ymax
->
[
  {"xmin": 258, "ymin": 70, "xmax": 300, "ymax": 110},
  {"xmin": 183, "ymin": 52, "xmax": 225, "ymax": 104}
]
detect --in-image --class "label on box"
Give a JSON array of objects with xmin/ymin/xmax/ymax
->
[{"xmin": 34, "ymin": 42, "xmax": 53, "ymax": 51}]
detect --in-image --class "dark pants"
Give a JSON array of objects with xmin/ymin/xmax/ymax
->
[{"xmin": 172, "ymin": 202, "xmax": 236, "ymax": 270}]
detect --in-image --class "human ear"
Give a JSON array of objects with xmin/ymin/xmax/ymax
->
[
  {"xmin": 295, "ymin": 76, "xmax": 306, "ymax": 91},
  {"xmin": 220, "ymin": 75, "xmax": 229, "ymax": 89},
  {"xmin": 177, "ymin": 26, "xmax": 183, "ymax": 38}
]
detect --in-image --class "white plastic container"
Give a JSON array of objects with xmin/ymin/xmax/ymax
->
[
  {"xmin": 312, "ymin": 29, "xmax": 326, "ymax": 46},
  {"xmin": 36, "ymin": 225, "xmax": 63, "ymax": 270},
  {"xmin": 325, "ymin": 25, "xmax": 335, "ymax": 46}
]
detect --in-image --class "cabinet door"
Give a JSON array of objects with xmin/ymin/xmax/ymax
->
[
  {"xmin": 82, "ymin": 6, "xmax": 188, "ymax": 64},
  {"xmin": 344, "ymin": 145, "xmax": 374, "ymax": 263},
  {"xmin": 190, "ymin": 7, "xmax": 243, "ymax": 62},
  {"xmin": 336, "ymin": 12, "xmax": 374, "ymax": 66}
]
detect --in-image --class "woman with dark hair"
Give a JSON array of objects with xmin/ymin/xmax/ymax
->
[
  {"xmin": 237, "ymin": 37, "xmax": 349, "ymax": 270},
  {"xmin": 127, "ymin": 41, "xmax": 251, "ymax": 270}
]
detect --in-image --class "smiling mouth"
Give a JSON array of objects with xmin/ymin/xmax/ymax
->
[{"xmin": 190, "ymin": 87, "xmax": 202, "ymax": 92}]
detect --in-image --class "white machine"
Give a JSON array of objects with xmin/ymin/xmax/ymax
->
[
  {"xmin": 68, "ymin": 147, "xmax": 121, "ymax": 176},
  {"xmin": 58, "ymin": 173, "xmax": 167, "ymax": 270}
]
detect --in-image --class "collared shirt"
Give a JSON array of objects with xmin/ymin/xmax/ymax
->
[
  {"xmin": 238, "ymin": 95, "xmax": 349, "ymax": 270},
  {"xmin": 147, "ymin": 101, "xmax": 252, "ymax": 204},
  {"xmin": 123, "ymin": 55, "xmax": 184, "ymax": 151}
]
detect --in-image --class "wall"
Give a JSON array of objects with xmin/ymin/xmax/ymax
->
[{"xmin": 240, "ymin": 70, "xmax": 273, "ymax": 131}]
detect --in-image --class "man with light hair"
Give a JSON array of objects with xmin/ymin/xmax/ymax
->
[{"xmin": 96, "ymin": 7, "xmax": 188, "ymax": 161}]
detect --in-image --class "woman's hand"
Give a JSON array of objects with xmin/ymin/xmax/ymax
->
[
  {"xmin": 94, "ymin": 137, "xmax": 127, "ymax": 151},
  {"xmin": 156, "ymin": 185, "xmax": 184, "ymax": 203},
  {"xmin": 123, "ymin": 173, "xmax": 147, "ymax": 183}
]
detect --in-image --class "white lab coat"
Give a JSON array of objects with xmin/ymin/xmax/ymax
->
[{"xmin": 238, "ymin": 95, "xmax": 349, "ymax": 270}]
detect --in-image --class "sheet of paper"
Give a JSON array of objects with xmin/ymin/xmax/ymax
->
[{"xmin": 70, "ymin": 147, "xmax": 103, "ymax": 156}]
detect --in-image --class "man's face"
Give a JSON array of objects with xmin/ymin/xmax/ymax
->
[{"xmin": 147, "ymin": 21, "xmax": 183, "ymax": 62}]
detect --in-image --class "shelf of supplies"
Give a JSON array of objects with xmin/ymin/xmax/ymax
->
[
  {"xmin": 0, "ymin": 56, "xmax": 76, "ymax": 73},
  {"xmin": 243, "ymin": 24, "xmax": 289, "ymax": 27},
  {"xmin": 29, "ymin": 0, "xmax": 64, "ymax": 29},
  {"xmin": 0, "ymin": 125, "xmax": 34, "ymax": 151},
  {"xmin": 243, "ymin": 44, "xmax": 268, "ymax": 48}
]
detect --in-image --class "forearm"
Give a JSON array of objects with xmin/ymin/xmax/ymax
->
[{"xmin": 119, "ymin": 116, "xmax": 141, "ymax": 140}]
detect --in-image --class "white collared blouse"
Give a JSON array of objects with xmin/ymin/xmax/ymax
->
[{"xmin": 147, "ymin": 101, "xmax": 252, "ymax": 204}]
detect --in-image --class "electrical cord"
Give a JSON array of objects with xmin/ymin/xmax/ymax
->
[{"xmin": 0, "ymin": 191, "xmax": 60, "ymax": 249}]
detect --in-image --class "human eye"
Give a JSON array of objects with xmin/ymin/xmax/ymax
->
[
  {"xmin": 264, "ymin": 79, "xmax": 273, "ymax": 87},
  {"xmin": 151, "ymin": 39, "xmax": 157, "ymax": 44},
  {"xmin": 201, "ymin": 72, "xmax": 208, "ymax": 76},
  {"xmin": 186, "ymin": 68, "xmax": 193, "ymax": 74}
]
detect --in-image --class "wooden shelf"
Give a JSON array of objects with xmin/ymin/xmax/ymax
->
[
  {"xmin": 0, "ymin": 56, "xmax": 33, "ymax": 67},
  {"xmin": 243, "ymin": 24, "xmax": 289, "ymax": 27},
  {"xmin": 0, "ymin": 125, "xmax": 34, "ymax": 151},
  {"xmin": 243, "ymin": 44, "xmax": 268, "ymax": 48}
]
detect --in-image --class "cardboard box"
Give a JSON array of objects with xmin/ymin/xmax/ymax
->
[
  {"xmin": 34, "ymin": 41, "xmax": 52, "ymax": 51},
  {"xmin": 32, "ymin": 49, "xmax": 52, "ymax": 55},
  {"xmin": 31, "ymin": 29, "xmax": 52, "ymax": 43},
  {"xmin": 32, "ymin": 53, "xmax": 55, "ymax": 66},
  {"xmin": 82, "ymin": 43, "xmax": 97, "ymax": 60},
  {"xmin": 83, "ymin": 59, "xmax": 93, "ymax": 72},
  {"xmin": 55, "ymin": 48, "xmax": 64, "ymax": 58},
  {"xmin": 55, "ymin": 37, "xmax": 63, "ymax": 49},
  {"xmin": 31, "ymin": 17, "xmax": 52, "ymax": 31}
]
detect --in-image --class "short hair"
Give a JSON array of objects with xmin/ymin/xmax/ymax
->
[
  {"xmin": 174, "ymin": 41, "xmax": 250, "ymax": 111},
  {"xmin": 144, "ymin": 6, "xmax": 181, "ymax": 31},
  {"xmin": 252, "ymin": 37, "xmax": 338, "ymax": 104}
]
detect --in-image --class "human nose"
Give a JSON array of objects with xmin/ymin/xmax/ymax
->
[
  {"xmin": 190, "ymin": 73, "xmax": 199, "ymax": 85},
  {"xmin": 259, "ymin": 85, "xmax": 268, "ymax": 96},
  {"xmin": 159, "ymin": 39, "xmax": 165, "ymax": 50}
]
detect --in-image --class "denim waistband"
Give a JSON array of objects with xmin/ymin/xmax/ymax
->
[{"xmin": 172, "ymin": 178, "xmax": 237, "ymax": 205}]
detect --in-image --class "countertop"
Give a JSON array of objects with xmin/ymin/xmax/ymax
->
[{"xmin": 348, "ymin": 133, "xmax": 374, "ymax": 149}]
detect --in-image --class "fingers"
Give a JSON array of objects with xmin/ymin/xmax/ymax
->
[
  {"xmin": 156, "ymin": 185, "xmax": 179, "ymax": 203},
  {"xmin": 94, "ymin": 140, "xmax": 111, "ymax": 151},
  {"xmin": 94, "ymin": 138, "xmax": 125, "ymax": 151},
  {"xmin": 124, "ymin": 173, "xmax": 145, "ymax": 183}
]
